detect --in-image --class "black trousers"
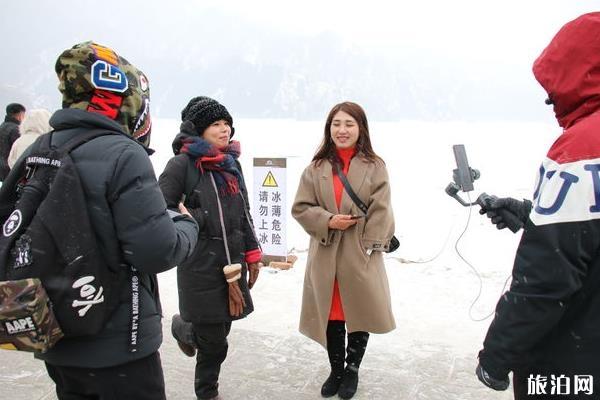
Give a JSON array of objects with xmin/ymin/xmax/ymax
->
[
  {"xmin": 45, "ymin": 352, "xmax": 166, "ymax": 400},
  {"xmin": 192, "ymin": 321, "xmax": 232, "ymax": 400}
]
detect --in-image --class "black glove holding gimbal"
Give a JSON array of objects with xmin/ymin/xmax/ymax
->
[
  {"xmin": 479, "ymin": 196, "xmax": 532, "ymax": 232},
  {"xmin": 475, "ymin": 362, "xmax": 510, "ymax": 391}
]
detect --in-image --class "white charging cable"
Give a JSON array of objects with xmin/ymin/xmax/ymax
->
[{"xmin": 454, "ymin": 192, "xmax": 512, "ymax": 321}]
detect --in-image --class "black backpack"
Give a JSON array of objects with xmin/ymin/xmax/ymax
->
[{"xmin": 0, "ymin": 130, "xmax": 130, "ymax": 344}]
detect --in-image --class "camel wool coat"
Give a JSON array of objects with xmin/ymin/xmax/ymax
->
[{"xmin": 292, "ymin": 156, "xmax": 396, "ymax": 348}]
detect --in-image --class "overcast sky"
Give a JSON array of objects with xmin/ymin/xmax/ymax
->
[
  {"xmin": 0, "ymin": 0, "xmax": 596, "ymax": 122},
  {"xmin": 200, "ymin": 0, "xmax": 590, "ymax": 56}
]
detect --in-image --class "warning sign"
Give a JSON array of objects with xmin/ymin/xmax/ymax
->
[
  {"xmin": 262, "ymin": 171, "xmax": 278, "ymax": 187},
  {"xmin": 253, "ymin": 158, "xmax": 287, "ymax": 259}
]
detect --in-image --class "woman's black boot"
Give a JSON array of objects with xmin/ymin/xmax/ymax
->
[
  {"xmin": 321, "ymin": 321, "xmax": 346, "ymax": 397},
  {"xmin": 338, "ymin": 331, "xmax": 369, "ymax": 399}
]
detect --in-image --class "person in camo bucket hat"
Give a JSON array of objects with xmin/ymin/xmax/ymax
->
[
  {"xmin": 0, "ymin": 41, "xmax": 199, "ymax": 400},
  {"xmin": 55, "ymin": 41, "xmax": 152, "ymax": 147}
]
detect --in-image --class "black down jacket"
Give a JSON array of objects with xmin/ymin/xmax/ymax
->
[
  {"xmin": 159, "ymin": 141, "xmax": 259, "ymax": 324},
  {"xmin": 14, "ymin": 108, "xmax": 199, "ymax": 368}
]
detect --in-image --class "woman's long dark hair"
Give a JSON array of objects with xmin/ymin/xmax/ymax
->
[{"xmin": 312, "ymin": 101, "xmax": 382, "ymax": 167}]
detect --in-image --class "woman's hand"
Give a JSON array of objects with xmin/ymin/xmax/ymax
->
[
  {"xmin": 178, "ymin": 202, "xmax": 192, "ymax": 217},
  {"xmin": 248, "ymin": 263, "xmax": 260, "ymax": 289},
  {"xmin": 328, "ymin": 214, "xmax": 358, "ymax": 230},
  {"xmin": 228, "ymin": 281, "xmax": 246, "ymax": 317}
]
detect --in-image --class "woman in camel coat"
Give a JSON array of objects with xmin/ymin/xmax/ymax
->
[{"xmin": 292, "ymin": 101, "xmax": 395, "ymax": 400}]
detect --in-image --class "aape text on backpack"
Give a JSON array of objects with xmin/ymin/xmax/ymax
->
[{"xmin": 0, "ymin": 130, "xmax": 127, "ymax": 352}]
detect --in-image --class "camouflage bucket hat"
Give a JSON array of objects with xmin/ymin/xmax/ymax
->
[
  {"xmin": 55, "ymin": 41, "xmax": 152, "ymax": 146},
  {"xmin": 0, "ymin": 278, "xmax": 64, "ymax": 353}
]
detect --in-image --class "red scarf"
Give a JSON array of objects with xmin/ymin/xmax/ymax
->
[{"xmin": 180, "ymin": 137, "xmax": 242, "ymax": 195}]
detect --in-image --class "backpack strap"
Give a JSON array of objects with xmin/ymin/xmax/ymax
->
[
  {"xmin": 24, "ymin": 130, "xmax": 119, "ymax": 165},
  {"xmin": 20, "ymin": 130, "xmax": 120, "ymax": 197},
  {"xmin": 334, "ymin": 162, "xmax": 368, "ymax": 214}
]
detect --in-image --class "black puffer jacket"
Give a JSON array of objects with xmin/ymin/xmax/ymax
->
[
  {"xmin": 159, "ymin": 133, "xmax": 258, "ymax": 323},
  {"xmin": 12, "ymin": 109, "xmax": 199, "ymax": 368},
  {"xmin": 0, "ymin": 116, "xmax": 20, "ymax": 180}
]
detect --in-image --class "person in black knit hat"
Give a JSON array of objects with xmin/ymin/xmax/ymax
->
[
  {"xmin": 171, "ymin": 97, "xmax": 235, "ymax": 156},
  {"xmin": 181, "ymin": 96, "xmax": 235, "ymax": 138},
  {"xmin": 159, "ymin": 96, "xmax": 261, "ymax": 400}
]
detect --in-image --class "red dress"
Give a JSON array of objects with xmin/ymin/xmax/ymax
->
[{"xmin": 329, "ymin": 146, "xmax": 356, "ymax": 321}]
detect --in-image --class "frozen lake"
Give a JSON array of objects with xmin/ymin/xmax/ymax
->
[{"xmin": 1, "ymin": 117, "xmax": 560, "ymax": 399}]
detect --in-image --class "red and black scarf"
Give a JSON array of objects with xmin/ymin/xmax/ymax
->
[{"xmin": 180, "ymin": 137, "xmax": 242, "ymax": 195}]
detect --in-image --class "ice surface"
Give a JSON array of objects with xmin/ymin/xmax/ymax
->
[{"xmin": 2, "ymin": 117, "xmax": 556, "ymax": 399}]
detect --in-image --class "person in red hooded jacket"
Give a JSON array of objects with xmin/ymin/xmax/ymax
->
[{"xmin": 476, "ymin": 12, "xmax": 600, "ymax": 399}]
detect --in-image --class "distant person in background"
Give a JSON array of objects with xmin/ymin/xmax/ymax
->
[
  {"xmin": 8, "ymin": 108, "xmax": 52, "ymax": 169},
  {"xmin": 0, "ymin": 103, "xmax": 25, "ymax": 180},
  {"xmin": 476, "ymin": 12, "xmax": 600, "ymax": 399},
  {"xmin": 292, "ymin": 101, "xmax": 396, "ymax": 399},
  {"xmin": 159, "ymin": 96, "xmax": 261, "ymax": 400}
]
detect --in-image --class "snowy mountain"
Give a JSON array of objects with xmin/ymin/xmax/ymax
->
[{"xmin": 1, "ymin": 1, "xmax": 553, "ymax": 123}]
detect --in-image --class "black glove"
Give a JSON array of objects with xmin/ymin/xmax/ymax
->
[
  {"xmin": 476, "ymin": 363, "xmax": 510, "ymax": 391},
  {"xmin": 478, "ymin": 195, "xmax": 532, "ymax": 232}
]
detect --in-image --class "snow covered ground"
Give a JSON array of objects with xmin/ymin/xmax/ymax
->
[{"xmin": 1, "ymin": 117, "xmax": 560, "ymax": 399}]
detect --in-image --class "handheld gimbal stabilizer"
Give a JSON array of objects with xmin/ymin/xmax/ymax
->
[{"xmin": 445, "ymin": 145, "xmax": 522, "ymax": 233}]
